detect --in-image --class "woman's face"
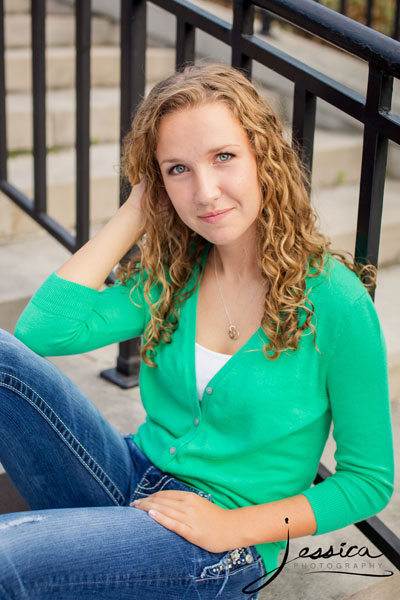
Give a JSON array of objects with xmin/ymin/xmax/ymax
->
[{"xmin": 155, "ymin": 102, "xmax": 263, "ymax": 249}]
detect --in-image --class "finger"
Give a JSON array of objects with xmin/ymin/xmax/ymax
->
[
  {"xmin": 131, "ymin": 498, "xmax": 186, "ymax": 515},
  {"xmin": 130, "ymin": 498, "xmax": 183, "ymax": 510},
  {"xmin": 135, "ymin": 501, "xmax": 189, "ymax": 524},
  {"xmin": 130, "ymin": 490, "xmax": 197, "ymax": 507},
  {"xmin": 154, "ymin": 490, "xmax": 199, "ymax": 502},
  {"xmin": 147, "ymin": 508, "xmax": 193, "ymax": 538}
]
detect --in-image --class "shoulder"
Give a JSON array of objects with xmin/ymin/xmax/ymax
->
[
  {"xmin": 302, "ymin": 254, "xmax": 383, "ymax": 358},
  {"xmin": 306, "ymin": 252, "xmax": 370, "ymax": 311}
]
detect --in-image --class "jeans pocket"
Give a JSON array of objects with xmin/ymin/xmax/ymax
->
[
  {"xmin": 199, "ymin": 546, "xmax": 255, "ymax": 578},
  {"xmin": 131, "ymin": 456, "xmax": 214, "ymax": 503},
  {"xmin": 132, "ymin": 465, "xmax": 174, "ymax": 500},
  {"xmin": 195, "ymin": 545, "xmax": 266, "ymax": 598}
]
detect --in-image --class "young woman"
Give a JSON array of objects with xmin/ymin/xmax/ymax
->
[{"xmin": 0, "ymin": 63, "xmax": 394, "ymax": 599}]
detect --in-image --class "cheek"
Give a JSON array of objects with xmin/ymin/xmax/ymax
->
[
  {"xmin": 163, "ymin": 189, "xmax": 192, "ymax": 226},
  {"xmin": 163, "ymin": 183, "xmax": 189, "ymax": 213},
  {"xmin": 233, "ymin": 163, "xmax": 262, "ymax": 210},
  {"xmin": 247, "ymin": 162, "xmax": 263, "ymax": 209}
]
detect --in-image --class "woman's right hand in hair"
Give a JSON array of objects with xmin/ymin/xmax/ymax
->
[
  {"xmin": 123, "ymin": 176, "xmax": 148, "ymax": 235},
  {"xmin": 125, "ymin": 176, "xmax": 147, "ymax": 212},
  {"xmin": 126, "ymin": 176, "xmax": 171, "ymax": 220}
]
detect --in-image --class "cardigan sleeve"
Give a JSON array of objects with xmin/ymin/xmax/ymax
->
[
  {"xmin": 299, "ymin": 289, "xmax": 395, "ymax": 536},
  {"xmin": 14, "ymin": 270, "xmax": 147, "ymax": 357}
]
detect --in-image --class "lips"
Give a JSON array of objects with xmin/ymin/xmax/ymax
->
[
  {"xmin": 199, "ymin": 208, "xmax": 233, "ymax": 223},
  {"xmin": 200, "ymin": 209, "xmax": 230, "ymax": 218}
]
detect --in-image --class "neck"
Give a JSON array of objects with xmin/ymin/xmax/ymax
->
[{"xmin": 212, "ymin": 240, "xmax": 261, "ymax": 285}]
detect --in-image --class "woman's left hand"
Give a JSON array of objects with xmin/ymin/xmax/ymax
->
[{"xmin": 130, "ymin": 490, "xmax": 242, "ymax": 553}]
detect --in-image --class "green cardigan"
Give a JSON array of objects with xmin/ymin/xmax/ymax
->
[{"xmin": 14, "ymin": 242, "xmax": 394, "ymax": 576}]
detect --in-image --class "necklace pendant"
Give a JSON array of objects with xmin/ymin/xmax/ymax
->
[{"xmin": 229, "ymin": 325, "xmax": 240, "ymax": 340}]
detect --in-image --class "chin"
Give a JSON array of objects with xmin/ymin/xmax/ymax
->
[{"xmin": 205, "ymin": 235, "xmax": 241, "ymax": 247}]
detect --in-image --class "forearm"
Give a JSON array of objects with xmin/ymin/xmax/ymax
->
[
  {"xmin": 232, "ymin": 494, "xmax": 317, "ymax": 547},
  {"xmin": 56, "ymin": 185, "xmax": 145, "ymax": 290}
]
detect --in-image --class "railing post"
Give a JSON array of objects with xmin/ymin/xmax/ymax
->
[
  {"xmin": 176, "ymin": 20, "xmax": 195, "ymax": 71},
  {"xmin": 232, "ymin": 0, "xmax": 254, "ymax": 77},
  {"xmin": 100, "ymin": 0, "xmax": 147, "ymax": 389},
  {"xmin": 291, "ymin": 85, "xmax": 317, "ymax": 195},
  {"xmin": 0, "ymin": 0, "xmax": 6, "ymax": 182},
  {"xmin": 394, "ymin": 0, "xmax": 400, "ymax": 40},
  {"xmin": 75, "ymin": 0, "xmax": 91, "ymax": 249},
  {"xmin": 119, "ymin": 0, "xmax": 146, "ymax": 144},
  {"xmin": 366, "ymin": 0, "xmax": 373, "ymax": 28},
  {"xmin": 355, "ymin": 65, "xmax": 393, "ymax": 298},
  {"xmin": 31, "ymin": 0, "xmax": 47, "ymax": 215},
  {"xmin": 259, "ymin": 9, "xmax": 272, "ymax": 35}
]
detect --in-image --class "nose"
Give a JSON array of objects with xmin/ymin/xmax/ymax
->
[{"xmin": 193, "ymin": 167, "xmax": 221, "ymax": 207}]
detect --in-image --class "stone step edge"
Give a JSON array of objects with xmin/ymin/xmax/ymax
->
[
  {"xmin": 4, "ymin": 45, "xmax": 176, "ymax": 93},
  {"xmin": 4, "ymin": 12, "xmax": 120, "ymax": 49},
  {"xmin": 340, "ymin": 571, "xmax": 400, "ymax": 600}
]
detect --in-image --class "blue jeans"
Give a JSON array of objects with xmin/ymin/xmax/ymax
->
[{"xmin": 0, "ymin": 329, "xmax": 267, "ymax": 599}]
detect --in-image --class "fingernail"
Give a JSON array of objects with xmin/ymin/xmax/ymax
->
[{"xmin": 130, "ymin": 499, "xmax": 140, "ymax": 506}]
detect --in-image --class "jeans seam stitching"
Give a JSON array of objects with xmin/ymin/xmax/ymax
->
[
  {"xmin": 135, "ymin": 464, "xmax": 154, "ymax": 489},
  {"xmin": 0, "ymin": 373, "xmax": 125, "ymax": 505},
  {"xmin": 136, "ymin": 473, "xmax": 172, "ymax": 491}
]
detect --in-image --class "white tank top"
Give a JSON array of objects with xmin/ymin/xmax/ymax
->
[{"xmin": 195, "ymin": 342, "xmax": 232, "ymax": 401}]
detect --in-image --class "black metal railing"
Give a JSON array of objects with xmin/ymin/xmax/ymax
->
[
  {"xmin": 0, "ymin": 0, "xmax": 399, "ymax": 567},
  {"xmin": 327, "ymin": 0, "xmax": 400, "ymax": 40},
  {"xmin": 259, "ymin": 0, "xmax": 400, "ymax": 40},
  {"xmin": 0, "ymin": 0, "xmax": 92, "ymax": 251}
]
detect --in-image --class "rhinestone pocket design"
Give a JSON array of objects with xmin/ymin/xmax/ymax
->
[
  {"xmin": 226, "ymin": 547, "xmax": 254, "ymax": 568},
  {"xmin": 198, "ymin": 547, "xmax": 256, "ymax": 597},
  {"xmin": 201, "ymin": 547, "xmax": 254, "ymax": 576}
]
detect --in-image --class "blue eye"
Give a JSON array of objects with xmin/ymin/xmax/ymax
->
[
  {"xmin": 169, "ymin": 164, "xmax": 187, "ymax": 175},
  {"xmin": 216, "ymin": 152, "xmax": 234, "ymax": 162}
]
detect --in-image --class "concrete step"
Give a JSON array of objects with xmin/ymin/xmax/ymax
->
[
  {"xmin": 5, "ymin": 61, "xmax": 172, "ymax": 150},
  {"xmin": 5, "ymin": 45, "xmax": 175, "ymax": 92},
  {"xmin": 340, "ymin": 572, "xmax": 400, "ymax": 600},
  {"xmin": 0, "ymin": 142, "xmax": 122, "ymax": 240},
  {"xmin": 4, "ymin": 0, "xmax": 30, "ymax": 13},
  {"xmin": 6, "ymin": 87, "xmax": 122, "ymax": 151},
  {"xmin": 311, "ymin": 178, "xmax": 400, "ymax": 267},
  {"xmin": 4, "ymin": 12, "xmax": 119, "ymax": 49},
  {"xmin": 4, "ymin": 0, "xmax": 81, "ymax": 14}
]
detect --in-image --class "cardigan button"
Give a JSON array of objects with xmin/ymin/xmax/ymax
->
[
  {"xmin": 205, "ymin": 386, "xmax": 213, "ymax": 395},
  {"xmin": 169, "ymin": 446, "xmax": 176, "ymax": 454},
  {"xmin": 194, "ymin": 418, "xmax": 199, "ymax": 425}
]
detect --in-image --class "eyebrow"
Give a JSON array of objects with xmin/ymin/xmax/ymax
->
[{"xmin": 159, "ymin": 144, "xmax": 241, "ymax": 167}]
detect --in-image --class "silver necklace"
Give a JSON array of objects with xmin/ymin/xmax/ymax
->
[{"xmin": 213, "ymin": 246, "xmax": 267, "ymax": 340}]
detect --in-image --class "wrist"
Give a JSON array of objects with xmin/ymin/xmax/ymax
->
[{"xmin": 228, "ymin": 506, "xmax": 255, "ymax": 548}]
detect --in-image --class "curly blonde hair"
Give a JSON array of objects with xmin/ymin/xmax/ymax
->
[{"xmin": 116, "ymin": 62, "xmax": 376, "ymax": 368}]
